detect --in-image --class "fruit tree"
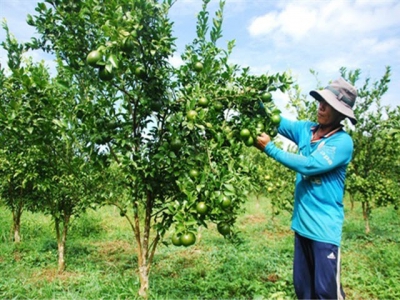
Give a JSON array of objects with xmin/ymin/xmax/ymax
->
[
  {"xmin": 0, "ymin": 21, "xmax": 103, "ymax": 272},
  {"xmin": 28, "ymin": 0, "xmax": 292, "ymax": 297}
]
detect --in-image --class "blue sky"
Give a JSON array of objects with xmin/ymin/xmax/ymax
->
[{"xmin": 1, "ymin": 0, "xmax": 400, "ymax": 118}]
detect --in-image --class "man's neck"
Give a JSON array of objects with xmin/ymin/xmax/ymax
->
[{"xmin": 317, "ymin": 122, "xmax": 342, "ymax": 136}]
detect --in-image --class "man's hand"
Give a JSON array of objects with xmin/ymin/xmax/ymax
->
[{"xmin": 256, "ymin": 133, "xmax": 271, "ymax": 151}]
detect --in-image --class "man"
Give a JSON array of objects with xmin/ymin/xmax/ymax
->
[{"xmin": 256, "ymin": 78, "xmax": 357, "ymax": 299}]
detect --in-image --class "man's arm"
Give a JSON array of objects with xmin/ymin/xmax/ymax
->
[
  {"xmin": 277, "ymin": 117, "xmax": 310, "ymax": 145},
  {"xmin": 263, "ymin": 134, "xmax": 353, "ymax": 176}
]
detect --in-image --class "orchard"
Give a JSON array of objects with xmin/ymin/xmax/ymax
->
[{"xmin": 0, "ymin": 0, "xmax": 399, "ymax": 299}]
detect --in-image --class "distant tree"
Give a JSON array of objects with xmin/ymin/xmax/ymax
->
[
  {"xmin": 344, "ymin": 66, "xmax": 399, "ymax": 233},
  {"xmin": 0, "ymin": 23, "xmax": 47, "ymax": 243},
  {"xmin": 0, "ymin": 21, "xmax": 101, "ymax": 272}
]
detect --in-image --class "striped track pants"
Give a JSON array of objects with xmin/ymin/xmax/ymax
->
[{"xmin": 293, "ymin": 233, "xmax": 345, "ymax": 300}]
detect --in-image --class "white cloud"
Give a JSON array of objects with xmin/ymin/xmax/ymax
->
[
  {"xmin": 248, "ymin": 0, "xmax": 400, "ymax": 40},
  {"xmin": 168, "ymin": 54, "xmax": 183, "ymax": 68},
  {"xmin": 277, "ymin": 3, "xmax": 317, "ymax": 40},
  {"xmin": 314, "ymin": 57, "xmax": 358, "ymax": 75},
  {"xmin": 248, "ymin": 12, "xmax": 279, "ymax": 37},
  {"xmin": 365, "ymin": 38, "xmax": 400, "ymax": 55}
]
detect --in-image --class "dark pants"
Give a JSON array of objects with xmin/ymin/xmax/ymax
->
[{"xmin": 293, "ymin": 233, "xmax": 345, "ymax": 300}]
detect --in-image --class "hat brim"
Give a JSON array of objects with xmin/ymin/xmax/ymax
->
[{"xmin": 310, "ymin": 90, "xmax": 357, "ymax": 125}]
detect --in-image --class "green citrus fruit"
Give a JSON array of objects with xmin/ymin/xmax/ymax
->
[
  {"xmin": 240, "ymin": 128, "xmax": 251, "ymax": 139},
  {"xmin": 189, "ymin": 169, "xmax": 199, "ymax": 179},
  {"xmin": 244, "ymin": 136, "xmax": 254, "ymax": 147},
  {"xmin": 194, "ymin": 62, "xmax": 203, "ymax": 72},
  {"xmin": 170, "ymin": 138, "xmax": 182, "ymax": 151},
  {"xmin": 171, "ymin": 233, "xmax": 182, "ymax": 246},
  {"xmin": 196, "ymin": 202, "xmax": 208, "ymax": 215},
  {"xmin": 220, "ymin": 196, "xmax": 231, "ymax": 209},
  {"xmin": 135, "ymin": 66, "xmax": 146, "ymax": 79},
  {"xmin": 256, "ymin": 122, "xmax": 265, "ymax": 134},
  {"xmin": 98, "ymin": 67, "xmax": 114, "ymax": 81},
  {"xmin": 87, "ymin": 50, "xmax": 101, "ymax": 67},
  {"xmin": 187, "ymin": 110, "xmax": 198, "ymax": 121},
  {"xmin": 271, "ymin": 114, "xmax": 281, "ymax": 125},
  {"xmin": 121, "ymin": 37, "xmax": 135, "ymax": 53},
  {"xmin": 213, "ymin": 101, "xmax": 224, "ymax": 110},
  {"xmin": 198, "ymin": 97, "xmax": 208, "ymax": 107},
  {"xmin": 269, "ymin": 127, "xmax": 278, "ymax": 138},
  {"xmin": 217, "ymin": 222, "xmax": 231, "ymax": 236},
  {"xmin": 180, "ymin": 232, "xmax": 196, "ymax": 247},
  {"xmin": 261, "ymin": 92, "xmax": 272, "ymax": 102}
]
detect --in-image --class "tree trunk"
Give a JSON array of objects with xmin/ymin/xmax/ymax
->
[
  {"xmin": 350, "ymin": 194, "xmax": 354, "ymax": 211},
  {"xmin": 137, "ymin": 233, "xmax": 160, "ymax": 299},
  {"xmin": 12, "ymin": 207, "xmax": 22, "ymax": 243},
  {"xmin": 58, "ymin": 238, "xmax": 66, "ymax": 273},
  {"xmin": 362, "ymin": 201, "xmax": 370, "ymax": 234},
  {"xmin": 55, "ymin": 214, "xmax": 70, "ymax": 273},
  {"xmin": 138, "ymin": 260, "xmax": 150, "ymax": 298},
  {"xmin": 132, "ymin": 191, "xmax": 162, "ymax": 299}
]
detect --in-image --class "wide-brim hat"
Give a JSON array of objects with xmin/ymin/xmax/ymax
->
[{"xmin": 310, "ymin": 77, "xmax": 357, "ymax": 125}]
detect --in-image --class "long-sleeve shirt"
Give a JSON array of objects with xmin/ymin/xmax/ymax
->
[{"xmin": 264, "ymin": 117, "xmax": 353, "ymax": 246}]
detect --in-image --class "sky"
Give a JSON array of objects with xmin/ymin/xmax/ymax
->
[{"xmin": 1, "ymin": 0, "xmax": 400, "ymax": 119}]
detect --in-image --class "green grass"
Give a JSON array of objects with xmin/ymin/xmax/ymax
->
[{"xmin": 0, "ymin": 196, "xmax": 399, "ymax": 299}]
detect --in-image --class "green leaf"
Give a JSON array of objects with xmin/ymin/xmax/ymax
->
[{"xmin": 108, "ymin": 54, "xmax": 119, "ymax": 69}]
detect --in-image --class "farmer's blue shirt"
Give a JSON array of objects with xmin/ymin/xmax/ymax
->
[{"xmin": 264, "ymin": 117, "xmax": 353, "ymax": 246}]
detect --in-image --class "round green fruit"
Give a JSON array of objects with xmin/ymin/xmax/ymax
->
[
  {"xmin": 198, "ymin": 97, "xmax": 208, "ymax": 107},
  {"xmin": 271, "ymin": 113, "xmax": 281, "ymax": 125},
  {"xmin": 170, "ymin": 138, "xmax": 182, "ymax": 151},
  {"xmin": 269, "ymin": 127, "xmax": 278, "ymax": 138},
  {"xmin": 121, "ymin": 38, "xmax": 135, "ymax": 53},
  {"xmin": 171, "ymin": 233, "xmax": 182, "ymax": 246},
  {"xmin": 189, "ymin": 169, "xmax": 199, "ymax": 179},
  {"xmin": 86, "ymin": 50, "xmax": 101, "ymax": 67},
  {"xmin": 217, "ymin": 222, "xmax": 231, "ymax": 236},
  {"xmin": 256, "ymin": 122, "xmax": 265, "ymax": 134},
  {"xmin": 135, "ymin": 66, "xmax": 146, "ymax": 79},
  {"xmin": 213, "ymin": 101, "xmax": 224, "ymax": 110},
  {"xmin": 98, "ymin": 67, "xmax": 114, "ymax": 81},
  {"xmin": 220, "ymin": 196, "xmax": 231, "ymax": 209},
  {"xmin": 261, "ymin": 92, "xmax": 273, "ymax": 102},
  {"xmin": 187, "ymin": 110, "xmax": 198, "ymax": 121},
  {"xmin": 180, "ymin": 232, "xmax": 196, "ymax": 247},
  {"xmin": 194, "ymin": 62, "xmax": 203, "ymax": 72},
  {"xmin": 244, "ymin": 136, "xmax": 254, "ymax": 147},
  {"xmin": 196, "ymin": 202, "xmax": 208, "ymax": 215},
  {"xmin": 240, "ymin": 128, "xmax": 251, "ymax": 139}
]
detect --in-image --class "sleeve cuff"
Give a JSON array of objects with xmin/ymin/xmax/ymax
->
[{"xmin": 264, "ymin": 141, "xmax": 275, "ymax": 155}]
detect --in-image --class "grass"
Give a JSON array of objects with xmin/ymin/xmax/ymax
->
[{"xmin": 0, "ymin": 196, "xmax": 399, "ymax": 299}]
